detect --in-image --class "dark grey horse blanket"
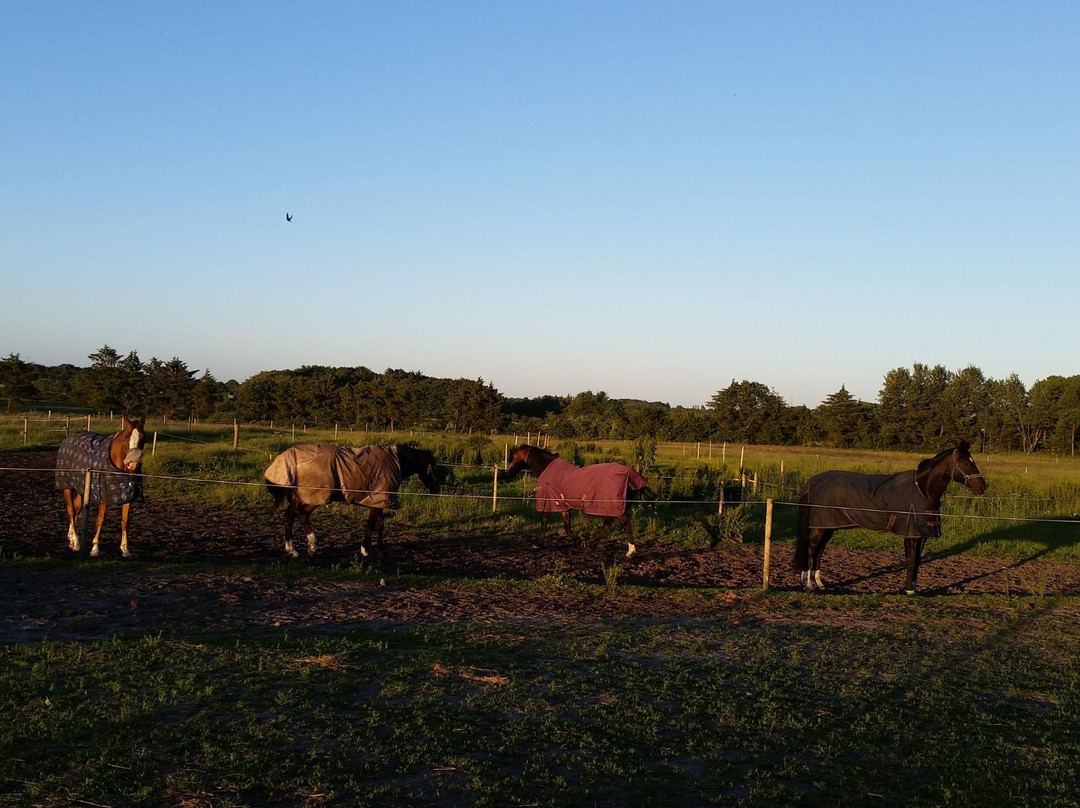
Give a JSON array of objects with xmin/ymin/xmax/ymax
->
[
  {"xmin": 535, "ymin": 459, "xmax": 648, "ymax": 517},
  {"xmin": 264, "ymin": 445, "xmax": 402, "ymax": 508},
  {"xmin": 55, "ymin": 431, "xmax": 143, "ymax": 506},
  {"xmin": 801, "ymin": 470, "xmax": 939, "ymax": 539}
]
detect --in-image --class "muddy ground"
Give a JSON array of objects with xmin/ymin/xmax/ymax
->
[{"xmin": 2, "ymin": 449, "xmax": 1078, "ymax": 644}]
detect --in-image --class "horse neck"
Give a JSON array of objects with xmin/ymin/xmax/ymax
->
[
  {"xmin": 394, "ymin": 445, "xmax": 423, "ymax": 479},
  {"xmin": 525, "ymin": 447, "xmax": 555, "ymax": 475},
  {"xmin": 917, "ymin": 454, "xmax": 954, "ymax": 506},
  {"xmin": 109, "ymin": 429, "xmax": 131, "ymax": 468}
]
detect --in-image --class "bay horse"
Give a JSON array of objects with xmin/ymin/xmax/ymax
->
[
  {"xmin": 264, "ymin": 443, "xmax": 442, "ymax": 558},
  {"xmin": 55, "ymin": 415, "xmax": 146, "ymax": 558},
  {"xmin": 793, "ymin": 441, "xmax": 986, "ymax": 594},
  {"xmin": 503, "ymin": 444, "xmax": 650, "ymax": 557}
]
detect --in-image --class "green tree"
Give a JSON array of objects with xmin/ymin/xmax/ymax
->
[
  {"xmin": 817, "ymin": 385, "xmax": 862, "ymax": 447},
  {"xmin": 708, "ymin": 380, "xmax": 785, "ymax": 444},
  {"xmin": 0, "ymin": 353, "xmax": 36, "ymax": 412},
  {"xmin": 193, "ymin": 371, "xmax": 225, "ymax": 419},
  {"xmin": 144, "ymin": 357, "xmax": 197, "ymax": 420},
  {"xmin": 77, "ymin": 346, "xmax": 144, "ymax": 413}
]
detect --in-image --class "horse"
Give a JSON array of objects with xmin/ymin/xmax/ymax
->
[
  {"xmin": 55, "ymin": 415, "xmax": 147, "ymax": 558},
  {"xmin": 264, "ymin": 443, "xmax": 443, "ymax": 558},
  {"xmin": 793, "ymin": 441, "xmax": 987, "ymax": 594},
  {"xmin": 503, "ymin": 444, "xmax": 650, "ymax": 558}
]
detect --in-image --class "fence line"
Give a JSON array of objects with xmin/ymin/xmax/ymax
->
[{"xmin": 5, "ymin": 465, "xmax": 1080, "ymax": 527}]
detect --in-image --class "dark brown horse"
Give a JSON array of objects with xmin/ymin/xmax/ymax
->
[
  {"xmin": 793, "ymin": 441, "xmax": 986, "ymax": 594},
  {"xmin": 55, "ymin": 415, "xmax": 147, "ymax": 558},
  {"xmin": 503, "ymin": 444, "xmax": 650, "ymax": 557},
  {"xmin": 264, "ymin": 443, "xmax": 442, "ymax": 558}
]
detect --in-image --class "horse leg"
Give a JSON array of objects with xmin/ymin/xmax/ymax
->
[
  {"xmin": 359, "ymin": 508, "xmax": 380, "ymax": 557},
  {"xmin": 89, "ymin": 504, "xmax": 107, "ymax": 557},
  {"xmin": 902, "ymin": 536, "xmax": 926, "ymax": 595},
  {"xmin": 561, "ymin": 512, "xmax": 574, "ymax": 540},
  {"xmin": 619, "ymin": 514, "xmax": 636, "ymax": 558},
  {"xmin": 298, "ymin": 504, "xmax": 318, "ymax": 555},
  {"xmin": 373, "ymin": 510, "xmax": 387, "ymax": 554},
  {"xmin": 119, "ymin": 503, "xmax": 133, "ymax": 558},
  {"xmin": 806, "ymin": 528, "xmax": 832, "ymax": 591},
  {"xmin": 283, "ymin": 497, "xmax": 300, "ymax": 558},
  {"xmin": 63, "ymin": 489, "xmax": 80, "ymax": 551},
  {"xmin": 538, "ymin": 511, "xmax": 550, "ymax": 542}
]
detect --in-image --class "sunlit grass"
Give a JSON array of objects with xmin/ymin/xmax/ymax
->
[{"xmin": 4, "ymin": 415, "xmax": 1080, "ymax": 560}]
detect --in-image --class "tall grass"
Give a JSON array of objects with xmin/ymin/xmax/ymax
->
[{"xmin": 5, "ymin": 415, "xmax": 1080, "ymax": 560}]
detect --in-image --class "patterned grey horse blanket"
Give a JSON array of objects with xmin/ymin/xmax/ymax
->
[
  {"xmin": 535, "ymin": 458, "xmax": 648, "ymax": 518},
  {"xmin": 801, "ymin": 470, "xmax": 939, "ymax": 539},
  {"xmin": 55, "ymin": 431, "xmax": 143, "ymax": 506},
  {"xmin": 264, "ymin": 445, "xmax": 402, "ymax": 509}
]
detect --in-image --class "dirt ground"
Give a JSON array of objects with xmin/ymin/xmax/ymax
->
[{"xmin": 3, "ymin": 449, "xmax": 1079, "ymax": 644}]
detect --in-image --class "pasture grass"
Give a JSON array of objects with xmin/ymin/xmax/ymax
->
[
  {"xmin": 2, "ymin": 585, "xmax": 1079, "ymax": 807},
  {"xmin": 6, "ymin": 416, "xmax": 1080, "ymax": 562},
  {"xmin": 4, "ymin": 419, "xmax": 1080, "ymax": 805}
]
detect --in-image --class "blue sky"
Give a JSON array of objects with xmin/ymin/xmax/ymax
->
[{"xmin": 2, "ymin": 3, "xmax": 1077, "ymax": 407}]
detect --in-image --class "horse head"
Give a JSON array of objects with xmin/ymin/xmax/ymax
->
[
  {"xmin": 116, "ymin": 416, "xmax": 147, "ymax": 472},
  {"xmin": 398, "ymin": 445, "xmax": 443, "ymax": 494},
  {"xmin": 503, "ymin": 445, "xmax": 557, "ymax": 479},
  {"xmin": 949, "ymin": 440, "xmax": 987, "ymax": 495}
]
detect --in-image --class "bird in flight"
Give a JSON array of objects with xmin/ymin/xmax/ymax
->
[{"xmin": 286, "ymin": 213, "xmax": 293, "ymax": 222}]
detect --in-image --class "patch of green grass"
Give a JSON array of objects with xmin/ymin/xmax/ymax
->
[{"xmin": 3, "ymin": 595, "xmax": 1079, "ymax": 807}]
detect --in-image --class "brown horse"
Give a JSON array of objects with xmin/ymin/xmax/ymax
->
[
  {"xmin": 503, "ymin": 444, "xmax": 650, "ymax": 557},
  {"xmin": 55, "ymin": 415, "xmax": 146, "ymax": 558},
  {"xmin": 264, "ymin": 443, "xmax": 443, "ymax": 558},
  {"xmin": 793, "ymin": 441, "xmax": 987, "ymax": 594}
]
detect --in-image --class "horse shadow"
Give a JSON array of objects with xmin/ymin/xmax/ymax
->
[{"xmin": 915, "ymin": 514, "xmax": 1080, "ymax": 594}]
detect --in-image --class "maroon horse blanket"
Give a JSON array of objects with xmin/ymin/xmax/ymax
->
[
  {"xmin": 535, "ymin": 459, "xmax": 648, "ymax": 517},
  {"xmin": 802, "ymin": 470, "xmax": 939, "ymax": 539},
  {"xmin": 264, "ymin": 445, "xmax": 402, "ymax": 509},
  {"xmin": 55, "ymin": 431, "xmax": 143, "ymax": 506}
]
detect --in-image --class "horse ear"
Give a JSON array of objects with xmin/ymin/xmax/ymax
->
[{"xmin": 957, "ymin": 439, "xmax": 971, "ymax": 453}]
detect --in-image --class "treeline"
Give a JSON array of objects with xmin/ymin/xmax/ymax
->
[{"xmin": 2, "ymin": 348, "xmax": 1079, "ymax": 454}]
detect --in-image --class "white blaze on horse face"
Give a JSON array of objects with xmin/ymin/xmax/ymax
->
[{"xmin": 129, "ymin": 429, "xmax": 141, "ymax": 451}]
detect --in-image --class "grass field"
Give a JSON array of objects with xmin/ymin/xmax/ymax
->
[
  {"xmin": 3, "ymin": 416, "xmax": 1080, "ymax": 805},
  {"xmin": 2, "ymin": 582, "xmax": 1079, "ymax": 807}
]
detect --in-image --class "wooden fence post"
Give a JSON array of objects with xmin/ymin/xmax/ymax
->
[
  {"xmin": 152, "ymin": 431, "xmax": 158, "ymax": 456},
  {"xmin": 87, "ymin": 414, "xmax": 92, "ymax": 430},
  {"xmin": 492, "ymin": 464, "xmax": 499, "ymax": 513},
  {"xmin": 717, "ymin": 484, "xmax": 724, "ymax": 516},
  {"xmin": 23, "ymin": 418, "xmax": 28, "ymax": 445},
  {"xmin": 504, "ymin": 444, "xmax": 509, "ymax": 470},
  {"xmin": 233, "ymin": 419, "xmax": 239, "ymax": 451},
  {"xmin": 762, "ymin": 498, "xmax": 774, "ymax": 590}
]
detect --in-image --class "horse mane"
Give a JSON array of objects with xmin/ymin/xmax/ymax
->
[
  {"xmin": 519, "ymin": 444, "xmax": 559, "ymax": 463},
  {"xmin": 916, "ymin": 440, "xmax": 973, "ymax": 475}
]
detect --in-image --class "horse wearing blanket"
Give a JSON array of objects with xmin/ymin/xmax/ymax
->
[
  {"xmin": 503, "ymin": 445, "xmax": 650, "ymax": 557},
  {"xmin": 264, "ymin": 443, "xmax": 442, "ymax": 558},
  {"xmin": 794, "ymin": 441, "xmax": 986, "ymax": 594},
  {"xmin": 55, "ymin": 415, "xmax": 146, "ymax": 557}
]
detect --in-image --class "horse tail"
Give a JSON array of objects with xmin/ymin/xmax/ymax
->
[
  {"xmin": 793, "ymin": 486, "xmax": 811, "ymax": 571},
  {"xmin": 265, "ymin": 480, "xmax": 291, "ymax": 509}
]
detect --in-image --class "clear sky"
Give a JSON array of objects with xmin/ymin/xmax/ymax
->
[{"xmin": 2, "ymin": 3, "xmax": 1077, "ymax": 408}]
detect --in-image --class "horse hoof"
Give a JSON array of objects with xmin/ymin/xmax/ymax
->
[
  {"xmin": 122, "ymin": 552, "xmax": 133, "ymax": 559},
  {"xmin": 625, "ymin": 544, "xmax": 636, "ymax": 558}
]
